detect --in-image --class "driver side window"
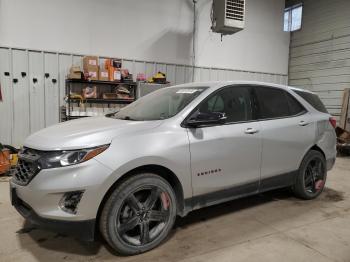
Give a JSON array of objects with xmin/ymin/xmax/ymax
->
[{"xmin": 199, "ymin": 86, "xmax": 253, "ymax": 123}]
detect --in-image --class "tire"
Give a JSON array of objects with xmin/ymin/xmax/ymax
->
[
  {"xmin": 99, "ymin": 173, "xmax": 177, "ymax": 255},
  {"xmin": 293, "ymin": 150, "xmax": 327, "ymax": 200}
]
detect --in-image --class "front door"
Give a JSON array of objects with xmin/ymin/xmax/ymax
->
[{"xmin": 187, "ymin": 85, "xmax": 262, "ymax": 200}]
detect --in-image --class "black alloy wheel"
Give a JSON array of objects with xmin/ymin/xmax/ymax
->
[
  {"xmin": 116, "ymin": 186, "xmax": 171, "ymax": 246},
  {"xmin": 293, "ymin": 150, "xmax": 327, "ymax": 200},
  {"xmin": 304, "ymin": 157, "xmax": 325, "ymax": 194},
  {"xmin": 100, "ymin": 173, "xmax": 177, "ymax": 255}
]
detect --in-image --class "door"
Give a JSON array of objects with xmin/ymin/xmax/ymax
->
[
  {"xmin": 187, "ymin": 85, "xmax": 262, "ymax": 198},
  {"xmin": 253, "ymin": 86, "xmax": 315, "ymax": 190}
]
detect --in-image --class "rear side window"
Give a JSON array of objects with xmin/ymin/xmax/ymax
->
[
  {"xmin": 294, "ymin": 90, "xmax": 328, "ymax": 113},
  {"xmin": 285, "ymin": 93, "xmax": 306, "ymax": 115},
  {"xmin": 254, "ymin": 87, "xmax": 289, "ymax": 119},
  {"xmin": 254, "ymin": 86, "xmax": 306, "ymax": 119}
]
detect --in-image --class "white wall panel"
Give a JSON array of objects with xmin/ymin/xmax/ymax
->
[
  {"xmin": 145, "ymin": 62, "xmax": 156, "ymax": 79},
  {"xmin": 28, "ymin": 51, "xmax": 45, "ymax": 133},
  {"xmin": 184, "ymin": 66, "xmax": 193, "ymax": 83},
  {"xmin": 193, "ymin": 68, "xmax": 201, "ymax": 82},
  {"xmin": 72, "ymin": 55, "xmax": 83, "ymax": 67},
  {"xmin": 210, "ymin": 69, "xmax": 218, "ymax": 81},
  {"xmin": 58, "ymin": 54, "xmax": 72, "ymax": 107},
  {"xmin": 12, "ymin": 49, "xmax": 30, "ymax": 147},
  {"xmin": 134, "ymin": 61, "xmax": 145, "ymax": 80},
  {"xmin": 0, "ymin": 48, "xmax": 13, "ymax": 144},
  {"xmin": 44, "ymin": 53, "xmax": 59, "ymax": 127},
  {"xmin": 166, "ymin": 65, "xmax": 176, "ymax": 84},
  {"xmin": 200, "ymin": 68, "xmax": 210, "ymax": 82},
  {"xmin": 217, "ymin": 70, "xmax": 227, "ymax": 81},
  {"xmin": 175, "ymin": 66, "xmax": 185, "ymax": 85}
]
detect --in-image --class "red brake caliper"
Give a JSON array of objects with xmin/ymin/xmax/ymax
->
[
  {"xmin": 315, "ymin": 180, "xmax": 325, "ymax": 191},
  {"xmin": 160, "ymin": 192, "xmax": 170, "ymax": 210}
]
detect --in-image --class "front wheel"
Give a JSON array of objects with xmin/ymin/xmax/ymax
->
[
  {"xmin": 99, "ymin": 173, "xmax": 177, "ymax": 255},
  {"xmin": 293, "ymin": 150, "xmax": 327, "ymax": 200}
]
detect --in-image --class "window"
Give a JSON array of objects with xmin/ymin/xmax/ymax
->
[
  {"xmin": 293, "ymin": 90, "xmax": 328, "ymax": 113},
  {"xmin": 111, "ymin": 86, "xmax": 208, "ymax": 121},
  {"xmin": 198, "ymin": 86, "xmax": 253, "ymax": 123},
  {"xmin": 286, "ymin": 93, "xmax": 306, "ymax": 115},
  {"xmin": 284, "ymin": 4, "xmax": 303, "ymax": 32},
  {"xmin": 255, "ymin": 87, "xmax": 300, "ymax": 119}
]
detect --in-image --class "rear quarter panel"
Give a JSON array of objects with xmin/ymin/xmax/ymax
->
[{"xmin": 313, "ymin": 113, "xmax": 337, "ymax": 168}]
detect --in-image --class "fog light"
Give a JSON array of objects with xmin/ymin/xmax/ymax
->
[{"xmin": 59, "ymin": 191, "xmax": 84, "ymax": 214}]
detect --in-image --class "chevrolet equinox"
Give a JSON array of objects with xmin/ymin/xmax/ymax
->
[{"xmin": 10, "ymin": 81, "xmax": 337, "ymax": 255}]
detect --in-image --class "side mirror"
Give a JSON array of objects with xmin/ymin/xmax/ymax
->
[{"xmin": 186, "ymin": 111, "xmax": 227, "ymax": 128}]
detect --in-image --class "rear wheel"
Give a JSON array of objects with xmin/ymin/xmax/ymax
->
[
  {"xmin": 99, "ymin": 173, "xmax": 177, "ymax": 255},
  {"xmin": 293, "ymin": 150, "xmax": 327, "ymax": 200}
]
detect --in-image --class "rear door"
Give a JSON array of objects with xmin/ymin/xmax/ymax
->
[{"xmin": 253, "ymin": 86, "xmax": 315, "ymax": 190}]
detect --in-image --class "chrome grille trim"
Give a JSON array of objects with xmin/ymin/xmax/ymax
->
[{"xmin": 12, "ymin": 148, "xmax": 42, "ymax": 186}]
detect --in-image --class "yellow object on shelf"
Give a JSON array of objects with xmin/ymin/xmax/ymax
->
[
  {"xmin": 147, "ymin": 72, "xmax": 167, "ymax": 84},
  {"xmin": 10, "ymin": 153, "xmax": 18, "ymax": 167}
]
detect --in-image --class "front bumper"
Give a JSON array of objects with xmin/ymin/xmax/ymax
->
[
  {"xmin": 10, "ymin": 158, "xmax": 114, "ymax": 239},
  {"xmin": 11, "ymin": 187, "xmax": 95, "ymax": 241}
]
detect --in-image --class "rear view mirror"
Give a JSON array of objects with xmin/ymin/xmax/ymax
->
[{"xmin": 186, "ymin": 111, "xmax": 227, "ymax": 128}]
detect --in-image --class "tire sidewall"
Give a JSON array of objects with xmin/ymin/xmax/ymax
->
[
  {"xmin": 104, "ymin": 174, "xmax": 177, "ymax": 255},
  {"xmin": 297, "ymin": 151, "xmax": 327, "ymax": 199}
]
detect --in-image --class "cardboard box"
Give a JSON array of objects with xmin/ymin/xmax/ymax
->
[
  {"xmin": 85, "ymin": 65, "xmax": 99, "ymax": 80},
  {"xmin": 83, "ymin": 56, "xmax": 98, "ymax": 71},
  {"xmin": 99, "ymin": 69, "xmax": 109, "ymax": 81},
  {"xmin": 103, "ymin": 58, "xmax": 122, "ymax": 69},
  {"xmin": 68, "ymin": 66, "xmax": 82, "ymax": 79},
  {"xmin": 108, "ymin": 67, "xmax": 121, "ymax": 81}
]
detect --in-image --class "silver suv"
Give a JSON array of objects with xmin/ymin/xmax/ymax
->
[{"xmin": 10, "ymin": 81, "xmax": 336, "ymax": 255}]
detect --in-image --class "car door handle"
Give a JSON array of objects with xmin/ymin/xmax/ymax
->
[
  {"xmin": 298, "ymin": 120, "xmax": 309, "ymax": 126},
  {"xmin": 245, "ymin": 128, "xmax": 259, "ymax": 134}
]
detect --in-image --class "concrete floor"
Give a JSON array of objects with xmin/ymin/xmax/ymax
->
[{"xmin": 0, "ymin": 157, "xmax": 350, "ymax": 262}]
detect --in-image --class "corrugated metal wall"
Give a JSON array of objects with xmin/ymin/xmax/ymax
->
[
  {"xmin": 0, "ymin": 46, "xmax": 287, "ymax": 147},
  {"xmin": 288, "ymin": 0, "xmax": 350, "ymax": 121}
]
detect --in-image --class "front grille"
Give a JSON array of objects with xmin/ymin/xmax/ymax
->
[{"xmin": 12, "ymin": 148, "xmax": 41, "ymax": 186}]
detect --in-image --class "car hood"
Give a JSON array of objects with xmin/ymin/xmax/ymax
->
[{"xmin": 24, "ymin": 116, "xmax": 162, "ymax": 151}]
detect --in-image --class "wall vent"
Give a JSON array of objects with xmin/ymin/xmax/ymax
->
[{"xmin": 212, "ymin": 0, "xmax": 245, "ymax": 35}]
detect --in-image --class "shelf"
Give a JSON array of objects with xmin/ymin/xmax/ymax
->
[
  {"xmin": 66, "ymin": 79, "xmax": 136, "ymax": 86},
  {"xmin": 69, "ymin": 98, "xmax": 134, "ymax": 104}
]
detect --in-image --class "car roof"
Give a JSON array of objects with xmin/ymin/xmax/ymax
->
[{"xmin": 171, "ymin": 81, "xmax": 316, "ymax": 94}]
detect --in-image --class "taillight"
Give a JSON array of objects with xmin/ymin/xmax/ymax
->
[{"xmin": 329, "ymin": 116, "xmax": 337, "ymax": 128}]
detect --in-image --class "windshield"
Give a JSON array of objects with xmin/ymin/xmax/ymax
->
[{"xmin": 109, "ymin": 86, "xmax": 208, "ymax": 121}]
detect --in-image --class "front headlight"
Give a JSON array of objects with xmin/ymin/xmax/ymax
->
[{"xmin": 38, "ymin": 144, "xmax": 109, "ymax": 169}]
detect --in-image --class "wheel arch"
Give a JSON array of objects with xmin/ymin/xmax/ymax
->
[
  {"xmin": 298, "ymin": 144, "xmax": 326, "ymax": 171},
  {"xmin": 309, "ymin": 144, "xmax": 326, "ymax": 158},
  {"xmin": 95, "ymin": 164, "xmax": 186, "ymax": 236}
]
